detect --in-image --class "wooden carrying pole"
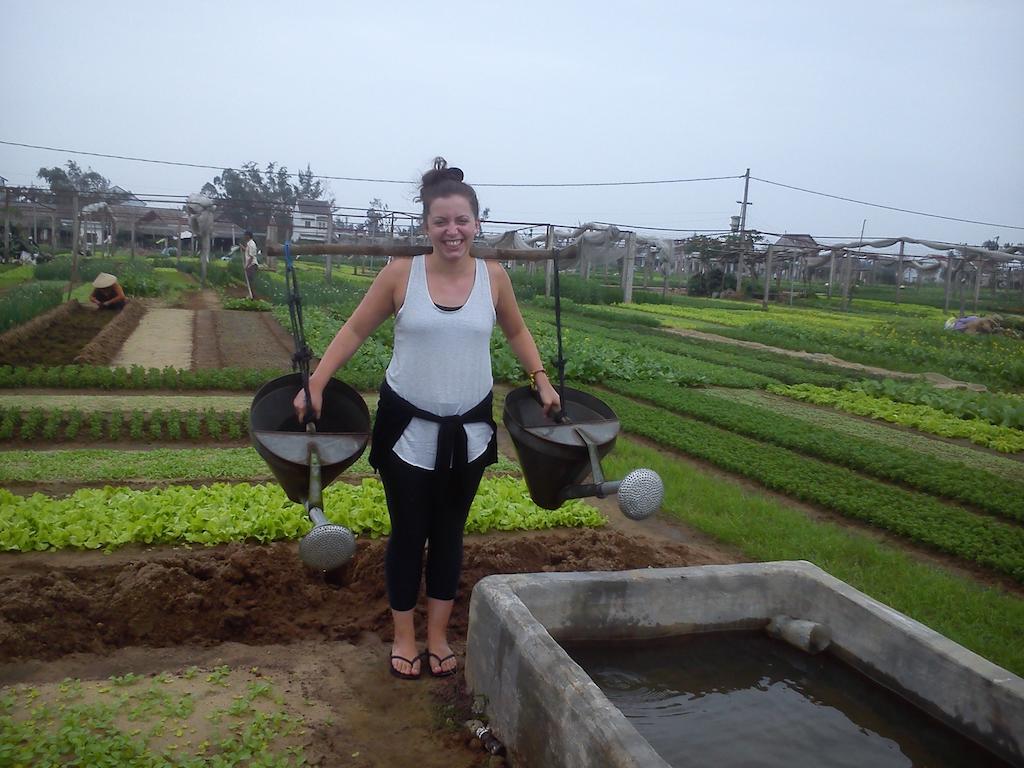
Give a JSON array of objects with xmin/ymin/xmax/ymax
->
[{"xmin": 265, "ymin": 241, "xmax": 576, "ymax": 263}]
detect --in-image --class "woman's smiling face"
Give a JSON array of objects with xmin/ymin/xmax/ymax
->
[{"xmin": 425, "ymin": 195, "xmax": 478, "ymax": 261}]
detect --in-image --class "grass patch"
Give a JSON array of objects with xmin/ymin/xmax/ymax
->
[
  {"xmin": 604, "ymin": 437, "xmax": 1024, "ymax": 676},
  {"xmin": 0, "ymin": 665, "xmax": 316, "ymax": 767}
]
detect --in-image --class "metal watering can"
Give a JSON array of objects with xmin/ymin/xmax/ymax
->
[{"xmin": 249, "ymin": 243, "xmax": 370, "ymax": 571}]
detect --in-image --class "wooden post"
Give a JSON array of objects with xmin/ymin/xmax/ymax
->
[
  {"xmin": 265, "ymin": 209, "xmax": 276, "ymax": 271},
  {"xmin": 972, "ymin": 258, "xmax": 981, "ymax": 313},
  {"xmin": 2, "ymin": 186, "xmax": 10, "ymax": 263},
  {"xmin": 50, "ymin": 214, "xmax": 57, "ymax": 248},
  {"xmin": 31, "ymin": 199, "xmax": 38, "ymax": 244},
  {"xmin": 70, "ymin": 192, "xmax": 81, "ymax": 289},
  {"xmin": 827, "ymin": 249, "xmax": 836, "ymax": 299},
  {"xmin": 201, "ymin": 228, "xmax": 211, "ymax": 287},
  {"xmin": 895, "ymin": 240, "xmax": 905, "ymax": 304},
  {"xmin": 325, "ymin": 202, "xmax": 334, "ymax": 282},
  {"xmin": 544, "ymin": 224, "xmax": 554, "ymax": 298},
  {"xmin": 840, "ymin": 251, "xmax": 855, "ymax": 311},
  {"xmin": 943, "ymin": 253, "xmax": 953, "ymax": 313},
  {"xmin": 762, "ymin": 245, "xmax": 774, "ymax": 309},
  {"xmin": 622, "ymin": 232, "xmax": 636, "ymax": 304},
  {"xmin": 736, "ymin": 244, "xmax": 745, "ymax": 299}
]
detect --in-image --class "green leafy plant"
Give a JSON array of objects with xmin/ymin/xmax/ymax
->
[
  {"xmin": 41, "ymin": 410, "xmax": 62, "ymax": 440},
  {"xmin": 185, "ymin": 411, "xmax": 202, "ymax": 440},
  {"xmin": 205, "ymin": 410, "xmax": 222, "ymax": 441},
  {"xmin": 88, "ymin": 411, "xmax": 105, "ymax": 440},
  {"xmin": 128, "ymin": 410, "xmax": 145, "ymax": 441},
  {"xmin": 64, "ymin": 408, "xmax": 84, "ymax": 440},
  {"xmin": 607, "ymin": 380, "xmax": 1024, "ymax": 523},
  {"xmin": 0, "ymin": 477, "xmax": 601, "ymax": 553},
  {"xmin": 0, "ymin": 409, "xmax": 16, "ymax": 440},
  {"xmin": 592, "ymin": 388, "xmax": 1024, "ymax": 582},
  {"xmin": 20, "ymin": 408, "xmax": 44, "ymax": 441},
  {"xmin": 148, "ymin": 409, "xmax": 164, "ymax": 440},
  {"xmin": 773, "ymin": 384, "xmax": 1024, "ymax": 453}
]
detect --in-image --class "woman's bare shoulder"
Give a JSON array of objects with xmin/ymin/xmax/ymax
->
[{"xmin": 374, "ymin": 256, "xmax": 412, "ymax": 285}]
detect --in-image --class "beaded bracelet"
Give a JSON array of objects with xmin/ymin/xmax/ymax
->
[{"xmin": 528, "ymin": 368, "xmax": 547, "ymax": 390}]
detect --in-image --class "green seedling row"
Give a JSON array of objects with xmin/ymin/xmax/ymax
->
[
  {"xmin": 846, "ymin": 378, "xmax": 1024, "ymax": 430},
  {"xmin": 708, "ymin": 318, "xmax": 1024, "ymax": 391},
  {"xmin": 604, "ymin": 380, "xmax": 1024, "ymax": 523},
  {"xmin": 0, "ymin": 447, "xmax": 522, "ymax": 484},
  {"xmin": 591, "ymin": 388, "xmax": 1024, "ymax": 582},
  {"xmin": 773, "ymin": 384, "xmax": 1024, "ymax": 453},
  {"xmin": 530, "ymin": 307, "xmax": 856, "ymax": 388},
  {"xmin": 0, "ymin": 364, "xmax": 287, "ymax": 390},
  {"xmin": 0, "ymin": 477, "xmax": 603, "ymax": 552},
  {"xmin": 702, "ymin": 387, "xmax": 1024, "ymax": 483},
  {"xmin": 0, "ymin": 281, "xmax": 66, "ymax": 333},
  {"xmin": 0, "ymin": 406, "xmax": 250, "ymax": 443}
]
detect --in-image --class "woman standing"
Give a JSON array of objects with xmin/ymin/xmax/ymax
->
[{"xmin": 294, "ymin": 158, "xmax": 559, "ymax": 680}]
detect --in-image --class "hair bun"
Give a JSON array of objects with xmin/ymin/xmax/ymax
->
[{"xmin": 422, "ymin": 157, "xmax": 465, "ymax": 187}]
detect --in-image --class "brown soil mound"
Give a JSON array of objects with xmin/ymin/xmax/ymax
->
[
  {"xmin": 0, "ymin": 303, "xmax": 115, "ymax": 366},
  {"xmin": 192, "ymin": 309, "xmax": 294, "ymax": 370},
  {"xmin": 74, "ymin": 298, "xmax": 147, "ymax": 364},
  {"xmin": 0, "ymin": 528, "xmax": 713, "ymax": 663}
]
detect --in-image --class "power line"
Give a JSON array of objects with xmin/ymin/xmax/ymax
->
[
  {"xmin": 0, "ymin": 139, "xmax": 741, "ymax": 188},
  {"xmin": 6, "ymin": 137, "xmax": 1020, "ymax": 233},
  {"xmin": 752, "ymin": 176, "xmax": 1024, "ymax": 231}
]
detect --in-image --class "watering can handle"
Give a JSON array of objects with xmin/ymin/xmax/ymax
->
[
  {"xmin": 532, "ymin": 387, "xmax": 568, "ymax": 424},
  {"xmin": 301, "ymin": 377, "xmax": 316, "ymax": 425}
]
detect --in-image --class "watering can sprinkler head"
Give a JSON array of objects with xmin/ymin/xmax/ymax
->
[
  {"xmin": 616, "ymin": 468, "xmax": 664, "ymax": 521},
  {"xmin": 299, "ymin": 506, "xmax": 356, "ymax": 571}
]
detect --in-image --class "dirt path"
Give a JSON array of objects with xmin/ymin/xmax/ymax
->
[
  {"xmin": 0, "ymin": 525, "xmax": 732, "ymax": 767},
  {"xmin": 113, "ymin": 307, "xmax": 194, "ymax": 369},
  {"xmin": 99, "ymin": 285, "xmax": 293, "ymax": 372},
  {"xmin": 664, "ymin": 327, "xmax": 987, "ymax": 390}
]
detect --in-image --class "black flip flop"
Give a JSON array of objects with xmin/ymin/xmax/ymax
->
[
  {"xmin": 426, "ymin": 652, "xmax": 457, "ymax": 678},
  {"xmin": 389, "ymin": 654, "xmax": 422, "ymax": 680}
]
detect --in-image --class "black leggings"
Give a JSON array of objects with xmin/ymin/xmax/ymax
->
[{"xmin": 378, "ymin": 450, "xmax": 487, "ymax": 611}]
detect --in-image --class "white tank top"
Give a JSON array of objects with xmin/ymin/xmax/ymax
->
[{"xmin": 385, "ymin": 254, "xmax": 495, "ymax": 468}]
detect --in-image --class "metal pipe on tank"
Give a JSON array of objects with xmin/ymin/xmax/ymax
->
[{"xmin": 766, "ymin": 615, "xmax": 831, "ymax": 654}]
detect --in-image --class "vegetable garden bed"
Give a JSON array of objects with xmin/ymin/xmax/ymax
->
[{"xmin": 3, "ymin": 276, "xmax": 1023, "ymax": 766}]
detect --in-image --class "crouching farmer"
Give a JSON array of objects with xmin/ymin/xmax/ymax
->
[{"xmin": 90, "ymin": 272, "xmax": 127, "ymax": 310}]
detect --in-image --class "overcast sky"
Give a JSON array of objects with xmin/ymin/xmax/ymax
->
[{"xmin": 2, "ymin": 0, "xmax": 1022, "ymax": 252}]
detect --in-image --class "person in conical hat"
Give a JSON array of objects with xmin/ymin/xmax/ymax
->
[{"xmin": 89, "ymin": 272, "xmax": 127, "ymax": 310}]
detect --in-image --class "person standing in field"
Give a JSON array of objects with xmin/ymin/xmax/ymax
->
[
  {"xmin": 242, "ymin": 230, "xmax": 259, "ymax": 299},
  {"xmin": 294, "ymin": 157, "xmax": 559, "ymax": 680}
]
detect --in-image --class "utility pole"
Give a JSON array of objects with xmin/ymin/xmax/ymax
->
[
  {"xmin": 325, "ymin": 202, "xmax": 335, "ymax": 282},
  {"xmin": 736, "ymin": 168, "xmax": 751, "ymax": 296},
  {"xmin": 70, "ymin": 191, "xmax": 81, "ymax": 290},
  {"xmin": 843, "ymin": 219, "xmax": 866, "ymax": 311},
  {"xmin": 544, "ymin": 224, "xmax": 554, "ymax": 298},
  {"xmin": 2, "ymin": 183, "xmax": 10, "ymax": 264},
  {"xmin": 895, "ymin": 240, "xmax": 905, "ymax": 304}
]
